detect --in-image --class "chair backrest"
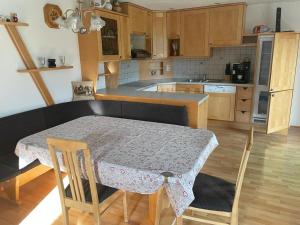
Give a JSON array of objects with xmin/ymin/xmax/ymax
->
[
  {"xmin": 47, "ymin": 138, "xmax": 99, "ymax": 210},
  {"xmin": 232, "ymin": 126, "xmax": 254, "ymax": 212}
]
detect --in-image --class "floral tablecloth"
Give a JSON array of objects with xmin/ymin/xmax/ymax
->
[{"xmin": 15, "ymin": 115, "xmax": 218, "ymax": 216}]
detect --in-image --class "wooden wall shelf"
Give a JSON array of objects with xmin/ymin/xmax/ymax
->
[
  {"xmin": 0, "ymin": 21, "xmax": 29, "ymax": 26},
  {"xmin": 17, "ymin": 65, "xmax": 74, "ymax": 73}
]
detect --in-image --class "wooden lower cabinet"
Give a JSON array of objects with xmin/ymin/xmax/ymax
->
[
  {"xmin": 235, "ymin": 86, "xmax": 253, "ymax": 123},
  {"xmin": 157, "ymin": 84, "xmax": 176, "ymax": 92},
  {"xmin": 237, "ymin": 86, "xmax": 253, "ymax": 99},
  {"xmin": 235, "ymin": 111, "xmax": 251, "ymax": 123},
  {"xmin": 206, "ymin": 92, "xmax": 236, "ymax": 121},
  {"xmin": 157, "ymin": 84, "xmax": 204, "ymax": 94},
  {"xmin": 236, "ymin": 99, "xmax": 252, "ymax": 112},
  {"xmin": 175, "ymin": 84, "xmax": 203, "ymax": 93}
]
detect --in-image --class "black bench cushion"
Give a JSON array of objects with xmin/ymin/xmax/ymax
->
[
  {"xmin": 121, "ymin": 102, "xmax": 188, "ymax": 126},
  {"xmin": 191, "ymin": 173, "xmax": 235, "ymax": 212},
  {"xmin": 65, "ymin": 179, "xmax": 118, "ymax": 203}
]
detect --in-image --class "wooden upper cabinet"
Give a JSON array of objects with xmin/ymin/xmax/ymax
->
[
  {"xmin": 96, "ymin": 11, "xmax": 122, "ymax": 61},
  {"xmin": 152, "ymin": 12, "xmax": 167, "ymax": 59},
  {"xmin": 209, "ymin": 4, "xmax": 246, "ymax": 46},
  {"xmin": 269, "ymin": 33, "xmax": 300, "ymax": 92},
  {"xmin": 180, "ymin": 9, "xmax": 210, "ymax": 57},
  {"xmin": 120, "ymin": 16, "xmax": 131, "ymax": 60},
  {"xmin": 126, "ymin": 4, "xmax": 149, "ymax": 35},
  {"xmin": 166, "ymin": 11, "xmax": 181, "ymax": 38},
  {"xmin": 267, "ymin": 90, "xmax": 293, "ymax": 134},
  {"xmin": 146, "ymin": 11, "xmax": 153, "ymax": 37}
]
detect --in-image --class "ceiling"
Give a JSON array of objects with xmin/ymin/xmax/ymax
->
[{"xmin": 119, "ymin": 0, "xmax": 300, "ymax": 10}]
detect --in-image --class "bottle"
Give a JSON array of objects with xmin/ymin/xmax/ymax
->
[{"xmin": 225, "ymin": 63, "xmax": 231, "ymax": 82}]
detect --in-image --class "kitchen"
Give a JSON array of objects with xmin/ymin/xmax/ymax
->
[{"xmin": 81, "ymin": 2, "xmax": 299, "ymax": 135}]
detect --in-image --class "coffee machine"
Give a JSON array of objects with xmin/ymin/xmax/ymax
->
[{"xmin": 231, "ymin": 61, "xmax": 251, "ymax": 84}]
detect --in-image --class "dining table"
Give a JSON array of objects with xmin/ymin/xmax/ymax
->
[{"xmin": 15, "ymin": 115, "xmax": 218, "ymax": 224}]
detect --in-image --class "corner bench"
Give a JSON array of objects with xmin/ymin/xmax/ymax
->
[{"xmin": 0, "ymin": 100, "xmax": 188, "ymax": 202}]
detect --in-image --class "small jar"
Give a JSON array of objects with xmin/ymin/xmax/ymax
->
[{"xmin": 10, "ymin": 13, "xmax": 18, "ymax": 22}]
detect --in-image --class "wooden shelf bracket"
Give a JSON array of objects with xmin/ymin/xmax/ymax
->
[{"xmin": 4, "ymin": 24, "xmax": 54, "ymax": 105}]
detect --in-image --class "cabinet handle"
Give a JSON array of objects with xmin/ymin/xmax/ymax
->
[
  {"xmin": 272, "ymin": 94, "xmax": 275, "ymax": 97},
  {"xmin": 242, "ymin": 99, "xmax": 247, "ymax": 102},
  {"xmin": 270, "ymin": 88, "xmax": 274, "ymax": 91},
  {"xmin": 241, "ymin": 111, "xmax": 246, "ymax": 114},
  {"xmin": 243, "ymin": 87, "xmax": 248, "ymax": 90}
]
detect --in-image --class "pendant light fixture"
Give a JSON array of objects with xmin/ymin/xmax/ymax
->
[{"xmin": 55, "ymin": 0, "xmax": 107, "ymax": 34}]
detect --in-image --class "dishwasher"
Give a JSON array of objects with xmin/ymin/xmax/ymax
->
[{"xmin": 204, "ymin": 85, "xmax": 236, "ymax": 121}]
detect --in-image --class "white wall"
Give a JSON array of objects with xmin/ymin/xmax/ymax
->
[
  {"xmin": 0, "ymin": 0, "xmax": 82, "ymax": 118},
  {"xmin": 246, "ymin": 1, "xmax": 300, "ymax": 126}
]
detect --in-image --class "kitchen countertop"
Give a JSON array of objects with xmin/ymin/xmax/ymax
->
[{"xmin": 96, "ymin": 78, "xmax": 254, "ymax": 104}]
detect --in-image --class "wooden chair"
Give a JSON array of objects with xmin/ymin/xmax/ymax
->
[
  {"xmin": 176, "ymin": 127, "xmax": 254, "ymax": 225},
  {"xmin": 47, "ymin": 138, "xmax": 129, "ymax": 225}
]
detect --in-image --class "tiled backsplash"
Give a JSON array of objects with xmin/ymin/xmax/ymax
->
[
  {"xmin": 172, "ymin": 47, "xmax": 257, "ymax": 81},
  {"xmin": 119, "ymin": 60, "xmax": 140, "ymax": 85},
  {"xmin": 116, "ymin": 46, "xmax": 257, "ymax": 85}
]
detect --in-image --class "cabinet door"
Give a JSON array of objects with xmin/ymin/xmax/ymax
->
[
  {"xmin": 120, "ymin": 16, "xmax": 131, "ymax": 60},
  {"xmin": 269, "ymin": 33, "xmax": 300, "ymax": 92},
  {"xmin": 97, "ymin": 12, "xmax": 122, "ymax": 61},
  {"xmin": 146, "ymin": 11, "xmax": 153, "ymax": 37},
  {"xmin": 167, "ymin": 11, "xmax": 181, "ymax": 38},
  {"xmin": 181, "ymin": 9, "xmax": 210, "ymax": 57},
  {"xmin": 157, "ymin": 84, "xmax": 176, "ymax": 92},
  {"xmin": 206, "ymin": 93, "xmax": 236, "ymax": 121},
  {"xmin": 209, "ymin": 5, "xmax": 245, "ymax": 46},
  {"xmin": 267, "ymin": 90, "xmax": 293, "ymax": 134},
  {"xmin": 129, "ymin": 5, "xmax": 148, "ymax": 34},
  {"xmin": 152, "ymin": 12, "xmax": 167, "ymax": 59},
  {"xmin": 176, "ymin": 84, "xmax": 203, "ymax": 93}
]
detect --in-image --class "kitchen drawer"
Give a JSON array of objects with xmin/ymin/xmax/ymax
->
[
  {"xmin": 235, "ymin": 110, "xmax": 251, "ymax": 123},
  {"xmin": 176, "ymin": 84, "xmax": 204, "ymax": 93},
  {"xmin": 237, "ymin": 86, "xmax": 253, "ymax": 99},
  {"xmin": 157, "ymin": 84, "xmax": 176, "ymax": 92},
  {"xmin": 236, "ymin": 99, "xmax": 252, "ymax": 111}
]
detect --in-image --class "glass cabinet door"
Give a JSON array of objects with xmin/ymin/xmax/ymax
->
[
  {"xmin": 255, "ymin": 35, "xmax": 274, "ymax": 86},
  {"xmin": 101, "ymin": 17, "xmax": 119, "ymax": 56}
]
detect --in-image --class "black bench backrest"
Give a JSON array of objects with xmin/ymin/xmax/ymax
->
[{"xmin": 0, "ymin": 100, "xmax": 188, "ymax": 157}]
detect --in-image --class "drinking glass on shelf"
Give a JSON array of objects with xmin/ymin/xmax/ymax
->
[
  {"xmin": 59, "ymin": 56, "xmax": 66, "ymax": 66},
  {"xmin": 38, "ymin": 57, "xmax": 46, "ymax": 68}
]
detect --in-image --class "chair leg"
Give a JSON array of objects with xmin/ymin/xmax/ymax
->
[
  {"xmin": 230, "ymin": 211, "xmax": 238, "ymax": 225},
  {"xmin": 62, "ymin": 206, "xmax": 69, "ymax": 225},
  {"xmin": 123, "ymin": 191, "xmax": 129, "ymax": 223},
  {"xmin": 176, "ymin": 216, "xmax": 183, "ymax": 225},
  {"xmin": 94, "ymin": 210, "xmax": 101, "ymax": 225}
]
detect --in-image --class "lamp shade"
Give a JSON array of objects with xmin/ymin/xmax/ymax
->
[
  {"xmin": 54, "ymin": 16, "xmax": 68, "ymax": 28},
  {"xmin": 90, "ymin": 15, "xmax": 106, "ymax": 31}
]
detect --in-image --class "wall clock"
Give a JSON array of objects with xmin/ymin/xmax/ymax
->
[{"xmin": 43, "ymin": 3, "xmax": 63, "ymax": 29}]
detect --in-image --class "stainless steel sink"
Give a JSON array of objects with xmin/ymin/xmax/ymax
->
[
  {"xmin": 185, "ymin": 79, "xmax": 205, "ymax": 83},
  {"xmin": 185, "ymin": 79, "xmax": 224, "ymax": 83},
  {"xmin": 204, "ymin": 79, "xmax": 224, "ymax": 83}
]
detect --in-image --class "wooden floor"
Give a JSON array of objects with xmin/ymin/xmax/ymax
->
[{"xmin": 0, "ymin": 126, "xmax": 300, "ymax": 225}]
